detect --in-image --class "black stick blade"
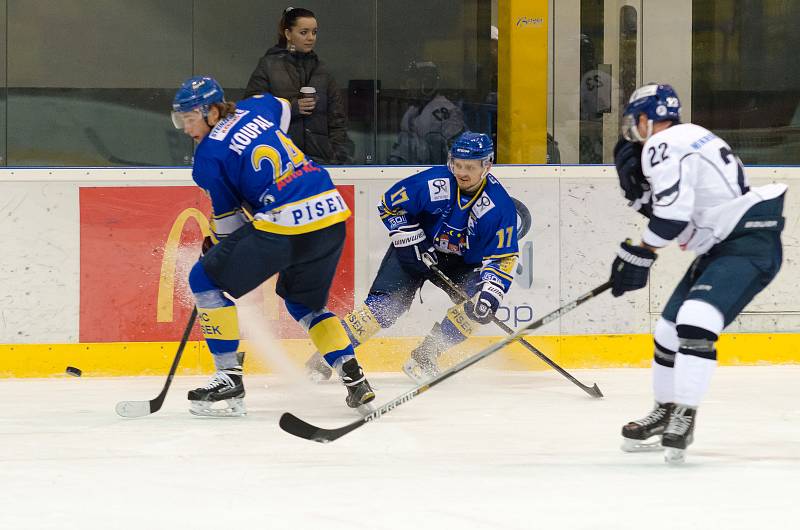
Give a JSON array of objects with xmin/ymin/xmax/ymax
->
[
  {"xmin": 279, "ymin": 413, "xmax": 364, "ymax": 443},
  {"xmin": 587, "ymin": 384, "xmax": 603, "ymax": 398}
]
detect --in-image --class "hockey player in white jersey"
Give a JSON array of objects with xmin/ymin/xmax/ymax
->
[{"xmin": 611, "ymin": 83, "xmax": 786, "ymax": 464}]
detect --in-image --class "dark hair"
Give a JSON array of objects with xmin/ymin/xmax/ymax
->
[{"xmin": 277, "ymin": 7, "xmax": 316, "ymax": 48}]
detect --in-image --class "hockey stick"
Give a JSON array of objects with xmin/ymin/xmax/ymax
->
[
  {"xmin": 425, "ymin": 262, "xmax": 602, "ymax": 398},
  {"xmin": 279, "ymin": 279, "xmax": 612, "ymax": 443},
  {"xmin": 115, "ymin": 307, "xmax": 198, "ymax": 418}
]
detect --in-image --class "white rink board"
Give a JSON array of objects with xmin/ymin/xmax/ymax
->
[{"xmin": 0, "ymin": 165, "xmax": 798, "ymax": 344}]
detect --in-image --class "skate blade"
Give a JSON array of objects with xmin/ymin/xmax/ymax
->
[
  {"xmin": 189, "ymin": 398, "xmax": 247, "ymax": 418},
  {"xmin": 664, "ymin": 447, "xmax": 687, "ymax": 465},
  {"xmin": 401, "ymin": 358, "xmax": 436, "ymax": 385},
  {"xmin": 621, "ymin": 437, "xmax": 664, "ymax": 453},
  {"xmin": 357, "ymin": 401, "xmax": 377, "ymax": 416}
]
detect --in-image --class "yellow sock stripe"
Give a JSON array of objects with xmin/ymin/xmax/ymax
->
[
  {"xmin": 343, "ymin": 304, "xmax": 383, "ymax": 344},
  {"xmin": 197, "ymin": 305, "xmax": 240, "ymax": 341},
  {"xmin": 308, "ymin": 315, "xmax": 353, "ymax": 355},
  {"xmin": 446, "ymin": 303, "xmax": 476, "ymax": 337}
]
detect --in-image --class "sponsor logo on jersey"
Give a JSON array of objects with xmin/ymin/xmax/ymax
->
[
  {"xmin": 472, "ymin": 194, "xmax": 495, "ymax": 218},
  {"xmin": 428, "ymin": 178, "xmax": 451, "ymax": 202},
  {"xmin": 275, "ymin": 162, "xmax": 321, "ymax": 191},
  {"xmin": 481, "ymin": 271, "xmax": 504, "ymax": 285},
  {"xmin": 209, "ymin": 109, "xmax": 249, "ymax": 141}
]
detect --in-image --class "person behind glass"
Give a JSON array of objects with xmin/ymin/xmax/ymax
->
[
  {"xmin": 388, "ymin": 60, "xmax": 466, "ymax": 165},
  {"xmin": 244, "ymin": 7, "xmax": 353, "ymax": 165}
]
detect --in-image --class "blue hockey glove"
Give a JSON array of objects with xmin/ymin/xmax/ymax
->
[
  {"xmin": 610, "ymin": 240, "xmax": 657, "ymax": 297},
  {"xmin": 390, "ymin": 224, "xmax": 437, "ymax": 277},
  {"xmin": 464, "ymin": 281, "xmax": 504, "ymax": 324}
]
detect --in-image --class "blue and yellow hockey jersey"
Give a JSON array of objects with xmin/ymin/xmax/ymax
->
[
  {"xmin": 192, "ymin": 94, "xmax": 350, "ymax": 239},
  {"xmin": 378, "ymin": 166, "xmax": 519, "ymax": 292}
]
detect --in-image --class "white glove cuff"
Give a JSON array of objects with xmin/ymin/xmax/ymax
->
[
  {"xmin": 617, "ymin": 246, "xmax": 655, "ymax": 267},
  {"xmin": 390, "ymin": 227, "xmax": 426, "ymax": 247},
  {"xmin": 482, "ymin": 282, "xmax": 505, "ymax": 303}
]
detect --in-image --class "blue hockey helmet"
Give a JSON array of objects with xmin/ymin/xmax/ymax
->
[
  {"xmin": 449, "ymin": 132, "xmax": 494, "ymax": 162},
  {"xmin": 622, "ymin": 83, "xmax": 681, "ymax": 142},
  {"xmin": 171, "ymin": 75, "xmax": 224, "ymax": 128}
]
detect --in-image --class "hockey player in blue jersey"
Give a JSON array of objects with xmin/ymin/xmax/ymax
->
[
  {"xmin": 171, "ymin": 75, "xmax": 375, "ymax": 416},
  {"xmin": 306, "ymin": 132, "xmax": 519, "ymax": 383},
  {"xmin": 611, "ymin": 83, "xmax": 786, "ymax": 463}
]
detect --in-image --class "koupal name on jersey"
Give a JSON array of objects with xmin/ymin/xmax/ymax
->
[{"xmin": 228, "ymin": 115, "xmax": 276, "ymax": 154}]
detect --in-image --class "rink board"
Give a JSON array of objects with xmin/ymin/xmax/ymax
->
[{"xmin": 0, "ymin": 165, "xmax": 798, "ymax": 376}]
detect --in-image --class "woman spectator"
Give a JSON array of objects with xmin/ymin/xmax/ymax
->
[{"xmin": 244, "ymin": 7, "xmax": 353, "ymax": 165}]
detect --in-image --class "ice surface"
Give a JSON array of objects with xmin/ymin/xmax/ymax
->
[{"xmin": 2, "ymin": 366, "xmax": 799, "ymax": 529}]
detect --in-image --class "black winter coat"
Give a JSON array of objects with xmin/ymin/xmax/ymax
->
[{"xmin": 244, "ymin": 46, "xmax": 353, "ymax": 165}]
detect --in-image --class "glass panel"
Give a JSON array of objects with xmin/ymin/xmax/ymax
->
[
  {"xmin": 377, "ymin": 0, "xmax": 495, "ymax": 165},
  {"xmin": 6, "ymin": 0, "xmax": 193, "ymax": 166},
  {"xmin": 0, "ymin": 0, "xmax": 6, "ymax": 166},
  {"xmin": 194, "ymin": 1, "xmax": 377, "ymax": 165},
  {"xmin": 579, "ymin": 0, "xmax": 604, "ymax": 163},
  {"xmin": 693, "ymin": 0, "xmax": 800, "ymax": 164},
  {"xmin": 618, "ymin": 6, "xmax": 637, "ymax": 120}
]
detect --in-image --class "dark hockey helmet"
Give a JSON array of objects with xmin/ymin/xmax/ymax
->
[{"xmin": 622, "ymin": 83, "xmax": 681, "ymax": 142}]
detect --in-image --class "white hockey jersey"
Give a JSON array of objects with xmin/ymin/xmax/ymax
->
[{"xmin": 639, "ymin": 123, "xmax": 787, "ymax": 255}]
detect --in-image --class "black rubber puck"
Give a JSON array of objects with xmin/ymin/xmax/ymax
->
[{"xmin": 66, "ymin": 366, "xmax": 82, "ymax": 377}]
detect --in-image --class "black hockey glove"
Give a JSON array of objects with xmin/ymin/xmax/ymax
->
[
  {"xmin": 613, "ymin": 137, "xmax": 646, "ymax": 202},
  {"xmin": 464, "ymin": 281, "xmax": 504, "ymax": 324},
  {"xmin": 390, "ymin": 224, "xmax": 438, "ymax": 277},
  {"xmin": 610, "ymin": 240, "xmax": 657, "ymax": 297}
]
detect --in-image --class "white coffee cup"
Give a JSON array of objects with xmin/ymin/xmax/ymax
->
[{"xmin": 299, "ymin": 86, "xmax": 317, "ymax": 100}]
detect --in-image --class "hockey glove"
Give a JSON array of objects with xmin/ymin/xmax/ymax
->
[
  {"xmin": 610, "ymin": 240, "xmax": 657, "ymax": 297},
  {"xmin": 464, "ymin": 281, "xmax": 504, "ymax": 324},
  {"xmin": 390, "ymin": 224, "xmax": 437, "ymax": 277},
  {"xmin": 613, "ymin": 138, "xmax": 652, "ymax": 219}
]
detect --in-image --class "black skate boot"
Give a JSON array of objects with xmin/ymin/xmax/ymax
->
[
  {"xmin": 304, "ymin": 351, "xmax": 333, "ymax": 383},
  {"xmin": 339, "ymin": 358, "xmax": 375, "ymax": 409},
  {"xmin": 188, "ymin": 366, "xmax": 246, "ymax": 417},
  {"xmin": 621, "ymin": 402, "xmax": 674, "ymax": 452},
  {"xmin": 401, "ymin": 323, "xmax": 446, "ymax": 383},
  {"xmin": 662, "ymin": 404, "xmax": 697, "ymax": 465}
]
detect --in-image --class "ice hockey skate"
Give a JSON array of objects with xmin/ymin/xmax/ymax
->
[
  {"xmin": 402, "ymin": 349, "xmax": 440, "ymax": 384},
  {"xmin": 338, "ymin": 358, "xmax": 375, "ymax": 411},
  {"xmin": 401, "ymin": 326, "xmax": 447, "ymax": 383},
  {"xmin": 621, "ymin": 402, "xmax": 674, "ymax": 452},
  {"xmin": 304, "ymin": 351, "xmax": 333, "ymax": 382},
  {"xmin": 188, "ymin": 366, "xmax": 246, "ymax": 417},
  {"xmin": 662, "ymin": 405, "xmax": 697, "ymax": 465}
]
